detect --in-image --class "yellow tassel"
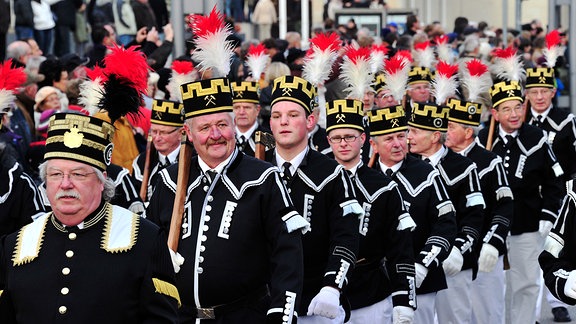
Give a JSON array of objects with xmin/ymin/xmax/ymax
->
[{"xmin": 152, "ymin": 278, "xmax": 181, "ymax": 307}]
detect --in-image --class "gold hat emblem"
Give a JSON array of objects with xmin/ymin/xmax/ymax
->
[
  {"xmin": 336, "ymin": 113, "xmax": 346, "ymax": 123},
  {"xmin": 63, "ymin": 127, "xmax": 84, "ymax": 148}
]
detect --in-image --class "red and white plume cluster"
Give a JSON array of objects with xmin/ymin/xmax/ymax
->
[
  {"xmin": 413, "ymin": 41, "xmax": 435, "ymax": 69},
  {"xmin": 302, "ymin": 32, "xmax": 341, "ymax": 87},
  {"xmin": 491, "ymin": 46, "xmax": 525, "ymax": 82},
  {"xmin": 382, "ymin": 53, "xmax": 411, "ymax": 103},
  {"xmin": 435, "ymin": 35, "xmax": 454, "ymax": 63},
  {"xmin": 187, "ymin": 7, "xmax": 234, "ymax": 78},
  {"xmin": 0, "ymin": 60, "xmax": 27, "ymax": 112},
  {"xmin": 167, "ymin": 60, "xmax": 197, "ymax": 102},
  {"xmin": 542, "ymin": 30, "xmax": 563, "ymax": 68},
  {"xmin": 432, "ymin": 60, "xmax": 459, "ymax": 105},
  {"xmin": 461, "ymin": 59, "xmax": 491, "ymax": 103},
  {"xmin": 246, "ymin": 43, "xmax": 269, "ymax": 80},
  {"xmin": 339, "ymin": 46, "xmax": 373, "ymax": 100},
  {"xmin": 369, "ymin": 44, "xmax": 389, "ymax": 73},
  {"xmin": 80, "ymin": 65, "xmax": 106, "ymax": 115}
]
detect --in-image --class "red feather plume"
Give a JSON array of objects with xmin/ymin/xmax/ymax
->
[
  {"xmin": 188, "ymin": 6, "xmax": 226, "ymax": 38},
  {"xmin": 0, "ymin": 60, "xmax": 26, "ymax": 92},
  {"xmin": 171, "ymin": 60, "xmax": 194, "ymax": 75},
  {"xmin": 546, "ymin": 30, "xmax": 561, "ymax": 49},
  {"xmin": 435, "ymin": 61, "xmax": 459, "ymax": 78},
  {"xmin": 103, "ymin": 45, "xmax": 150, "ymax": 94},
  {"xmin": 466, "ymin": 59, "xmax": 488, "ymax": 77}
]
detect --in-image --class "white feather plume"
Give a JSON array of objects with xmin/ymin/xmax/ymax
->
[
  {"xmin": 339, "ymin": 47, "xmax": 373, "ymax": 100},
  {"xmin": 79, "ymin": 77, "xmax": 105, "ymax": 116},
  {"xmin": 192, "ymin": 30, "xmax": 234, "ymax": 78}
]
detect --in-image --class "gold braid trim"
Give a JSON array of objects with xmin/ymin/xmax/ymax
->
[
  {"xmin": 152, "ymin": 278, "xmax": 182, "ymax": 307},
  {"xmin": 12, "ymin": 214, "xmax": 50, "ymax": 266}
]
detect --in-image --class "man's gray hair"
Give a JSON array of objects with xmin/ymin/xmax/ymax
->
[{"xmin": 39, "ymin": 161, "xmax": 116, "ymax": 202}]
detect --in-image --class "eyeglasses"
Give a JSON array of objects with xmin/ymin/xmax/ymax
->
[
  {"xmin": 47, "ymin": 171, "xmax": 96, "ymax": 182},
  {"xmin": 328, "ymin": 135, "xmax": 360, "ymax": 143},
  {"xmin": 151, "ymin": 127, "xmax": 180, "ymax": 137},
  {"xmin": 497, "ymin": 105, "xmax": 523, "ymax": 115}
]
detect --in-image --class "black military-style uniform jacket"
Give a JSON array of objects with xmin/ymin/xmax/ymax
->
[
  {"xmin": 540, "ymin": 180, "xmax": 576, "ymax": 304},
  {"xmin": 460, "ymin": 142, "xmax": 514, "ymax": 256},
  {"xmin": 0, "ymin": 144, "xmax": 44, "ymax": 237},
  {"xmin": 267, "ymin": 148, "xmax": 361, "ymax": 314},
  {"xmin": 236, "ymin": 124, "xmax": 272, "ymax": 157},
  {"xmin": 432, "ymin": 148, "xmax": 485, "ymax": 274},
  {"xmin": 478, "ymin": 123, "xmax": 564, "ymax": 235},
  {"xmin": 527, "ymin": 106, "xmax": 576, "ymax": 181},
  {"xmin": 132, "ymin": 149, "xmax": 179, "ymax": 202},
  {"xmin": 346, "ymin": 162, "xmax": 416, "ymax": 311},
  {"xmin": 374, "ymin": 154, "xmax": 457, "ymax": 294},
  {"xmin": 0, "ymin": 201, "xmax": 179, "ymax": 323},
  {"xmin": 147, "ymin": 149, "xmax": 306, "ymax": 323}
]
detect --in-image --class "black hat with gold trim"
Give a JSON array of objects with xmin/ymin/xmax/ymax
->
[
  {"xmin": 270, "ymin": 75, "xmax": 317, "ymax": 115},
  {"xmin": 231, "ymin": 81, "xmax": 260, "ymax": 104},
  {"xmin": 408, "ymin": 102, "xmax": 450, "ymax": 132},
  {"xmin": 490, "ymin": 47, "xmax": 525, "ymax": 107},
  {"xmin": 151, "ymin": 99, "xmax": 184, "ymax": 126},
  {"xmin": 408, "ymin": 41, "xmax": 434, "ymax": 85},
  {"xmin": 180, "ymin": 77, "xmax": 233, "ymax": 119},
  {"xmin": 367, "ymin": 105, "xmax": 408, "ymax": 136},
  {"xmin": 373, "ymin": 72, "xmax": 387, "ymax": 94},
  {"xmin": 448, "ymin": 59, "xmax": 492, "ymax": 126},
  {"xmin": 447, "ymin": 98, "xmax": 482, "ymax": 126},
  {"xmin": 44, "ymin": 113, "xmax": 115, "ymax": 171},
  {"xmin": 525, "ymin": 31, "xmax": 562, "ymax": 89},
  {"xmin": 325, "ymin": 99, "xmax": 364, "ymax": 133}
]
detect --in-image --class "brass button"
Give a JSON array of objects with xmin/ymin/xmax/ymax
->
[
  {"xmin": 62, "ymin": 267, "xmax": 70, "ymax": 275},
  {"xmin": 61, "ymin": 287, "xmax": 69, "ymax": 295},
  {"xmin": 65, "ymin": 250, "xmax": 74, "ymax": 258},
  {"xmin": 68, "ymin": 233, "xmax": 77, "ymax": 240},
  {"xmin": 59, "ymin": 306, "xmax": 67, "ymax": 314}
]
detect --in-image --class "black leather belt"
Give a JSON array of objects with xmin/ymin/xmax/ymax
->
[{"xmin": 184, "ymin": 286, "xmax": 269, "ymax": 320}]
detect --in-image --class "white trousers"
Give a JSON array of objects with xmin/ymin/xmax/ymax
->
[
  {"xmin": 299, "ymin": 306, "xmax": 346, "ymax": 324},
  {"xmin": 435, "ymin": 269, "xmax": 473, "ymax": 324},
  {"xmin": 471, "ymin": 256, "xmax": 505, "ymax": 324},
  {"xmin": 348, "ymin": 296, "xmax": 392, "ymax": 324},
  {"xmin": 414, "ymin": 293, "xmax": 436, "ymax": 324},
  {"xmin": 506, "ymin": 231, "xmax": 543, "ymax": 324}
]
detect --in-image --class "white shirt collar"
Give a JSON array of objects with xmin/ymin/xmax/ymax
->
[
  {"xmin": 198, "ymin": 149, "xmax": 235, "ymax": 175},
  {"xmin": 378, "ymin": 159, "xmax": 403, "ymax": 174},
  {"xmin": 530, "ymin": 104, "xmax": 553, "ymax": 121},
  {"xmin": 159, "ymin": 146, "xmax": 181, "ymax": 165},
  {"xmin": 235, "ymin": 122, "xmax": 259, "ymax": 140},
  {"xmin": 423, "ymin": 145, "xmax": 446, "ymax": 167},
  {"xmin": 498, "ymin": 125, "xmax": 519, "ymax": 142},
  {"xmin": 275, "ymin": 146, "xmax": 308, "ymax": 175}
]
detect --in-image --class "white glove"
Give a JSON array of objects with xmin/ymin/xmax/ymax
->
[
  {"xmin": 307, "ymin": 286, "xmax": 340, "ymax": 319},
  {"xmin": 393, "ymin": 306, "xmax": 414, "ymax": 324},
  {"xmin": 478, "ymin": 243, "xmax": 499, "ymax": 273},
  {"xmin": 539, "ymin": 220, "xmax": 554, "ymax": 238},
  {"xmin": 442, "ymin": 247, "xmax": 464, "ymax": 277},
  {"xmin": 564, "ymin": 270, "xmax": 576, "ymax": 299},
  {"xmin": 414, "ymin": 263, "xmax": 428, "ymax": 288},
  {"xmin": 169, "ymin": 249, "xmax": 185, "ymax": 273}
]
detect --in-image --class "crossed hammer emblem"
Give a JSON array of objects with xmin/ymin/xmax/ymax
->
[
  {"xmin": 154, "ymin": 111, "xmax": 163, "ymax": 120},
  {"xmin": 507, "ymin": 90, "xmax": 515, "ymax": 97},
  {"xmin": 539, "ymin": 76, "xmax": 547, "ymax": 83},
  {"xmin": 336, "ymin": 113, "xmax": 345, "ymax": 123},
  {"xmin": 282, "ymin": 88, "xmax": 292, "ymax": 96},
  {"xmin": 391, "ymin": 118, "xmax": 400, "ymax": 127},
  {"xmin": 205, "ymin": 95, "xmax": 216, "ymax": 106}
]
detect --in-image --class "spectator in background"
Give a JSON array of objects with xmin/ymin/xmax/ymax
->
[
  {"xmin": 38, "ymin": 58, "xmax": 70, "ymax": 107},
  {"xmin": 14, "ymin": 0, "xmax": 35, "ymax": 40},
  {"xmin": 31, "ymin": 0, "xmax": 55, "ymax": 55},
  {"xmin": 0, "ymin": 0, "xmax": 9, "ymax": 61},
  {"xmin": 86, "ymin": 24, "xmax": 115, "ymax": 68},
  {"xmin": 6, "ymin": 40, "xmax": 33, "ymax": 68},
  {"xmin": 131, "ymin": 0, "xmax": 156, "ymax": 31},
  {"xmin": 148, "ymin": 0, "xmax": 168, "ymax": 32},
  {"xmin": 252, "ymin": 0, "xmax": 277, "ymax": 41},
  {"xmin": 50, "ymin": 0, "xmax": 83, "ymax": 57},
  {"xmin": 112, "ymin": 0, "xmax": 137, "ymax": 46},
  {"xmin": 403, "ymin": 14, "xmax": 420, "ymax": 37}
]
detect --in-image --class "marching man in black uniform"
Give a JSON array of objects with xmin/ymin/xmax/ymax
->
[
  {"xmin": 132, "ymin": 99, "xmax": 184, "ymax": 201},
  {"xmin": 231, "ymin": 80, "xmax": 272, "ymax": 156},
  {"xmin": 540, "ymin": 180, "xmax": 576, "ymax": 305},
  {"xmin": 0, "ymin": 60, "xmax": 45, "ymax": 236},
  {"xmin": 445, "ymin": 59, "xmax": 514, "ymax": 324},
  {"xmin": 325, "ymin": 97, "xmax": 417, "ymax": 323},
  {"xmin": 368, "ymin": 54, "xmax": 457, "ymax": 323},
  {"xmin": 0, "ymin": 112, "xmax": 181, "ymax": 323},
  {"xmin": 525, "ymin": 30, "xmax": 576, "ymax": 323},
  {"xmin": 477, "ymin": 47, "xmax": 564, "ymax": 324},
  {"xmin": 406, "ymin": 65, "xmax": 486, "ymax": 323},
  {"xmin": 146, "ymin": 8, "xmax": 308, "ymax": 323},
  {"xmin": 268, "ymin": 74, "xmax": 362, "ymax": 323}
]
